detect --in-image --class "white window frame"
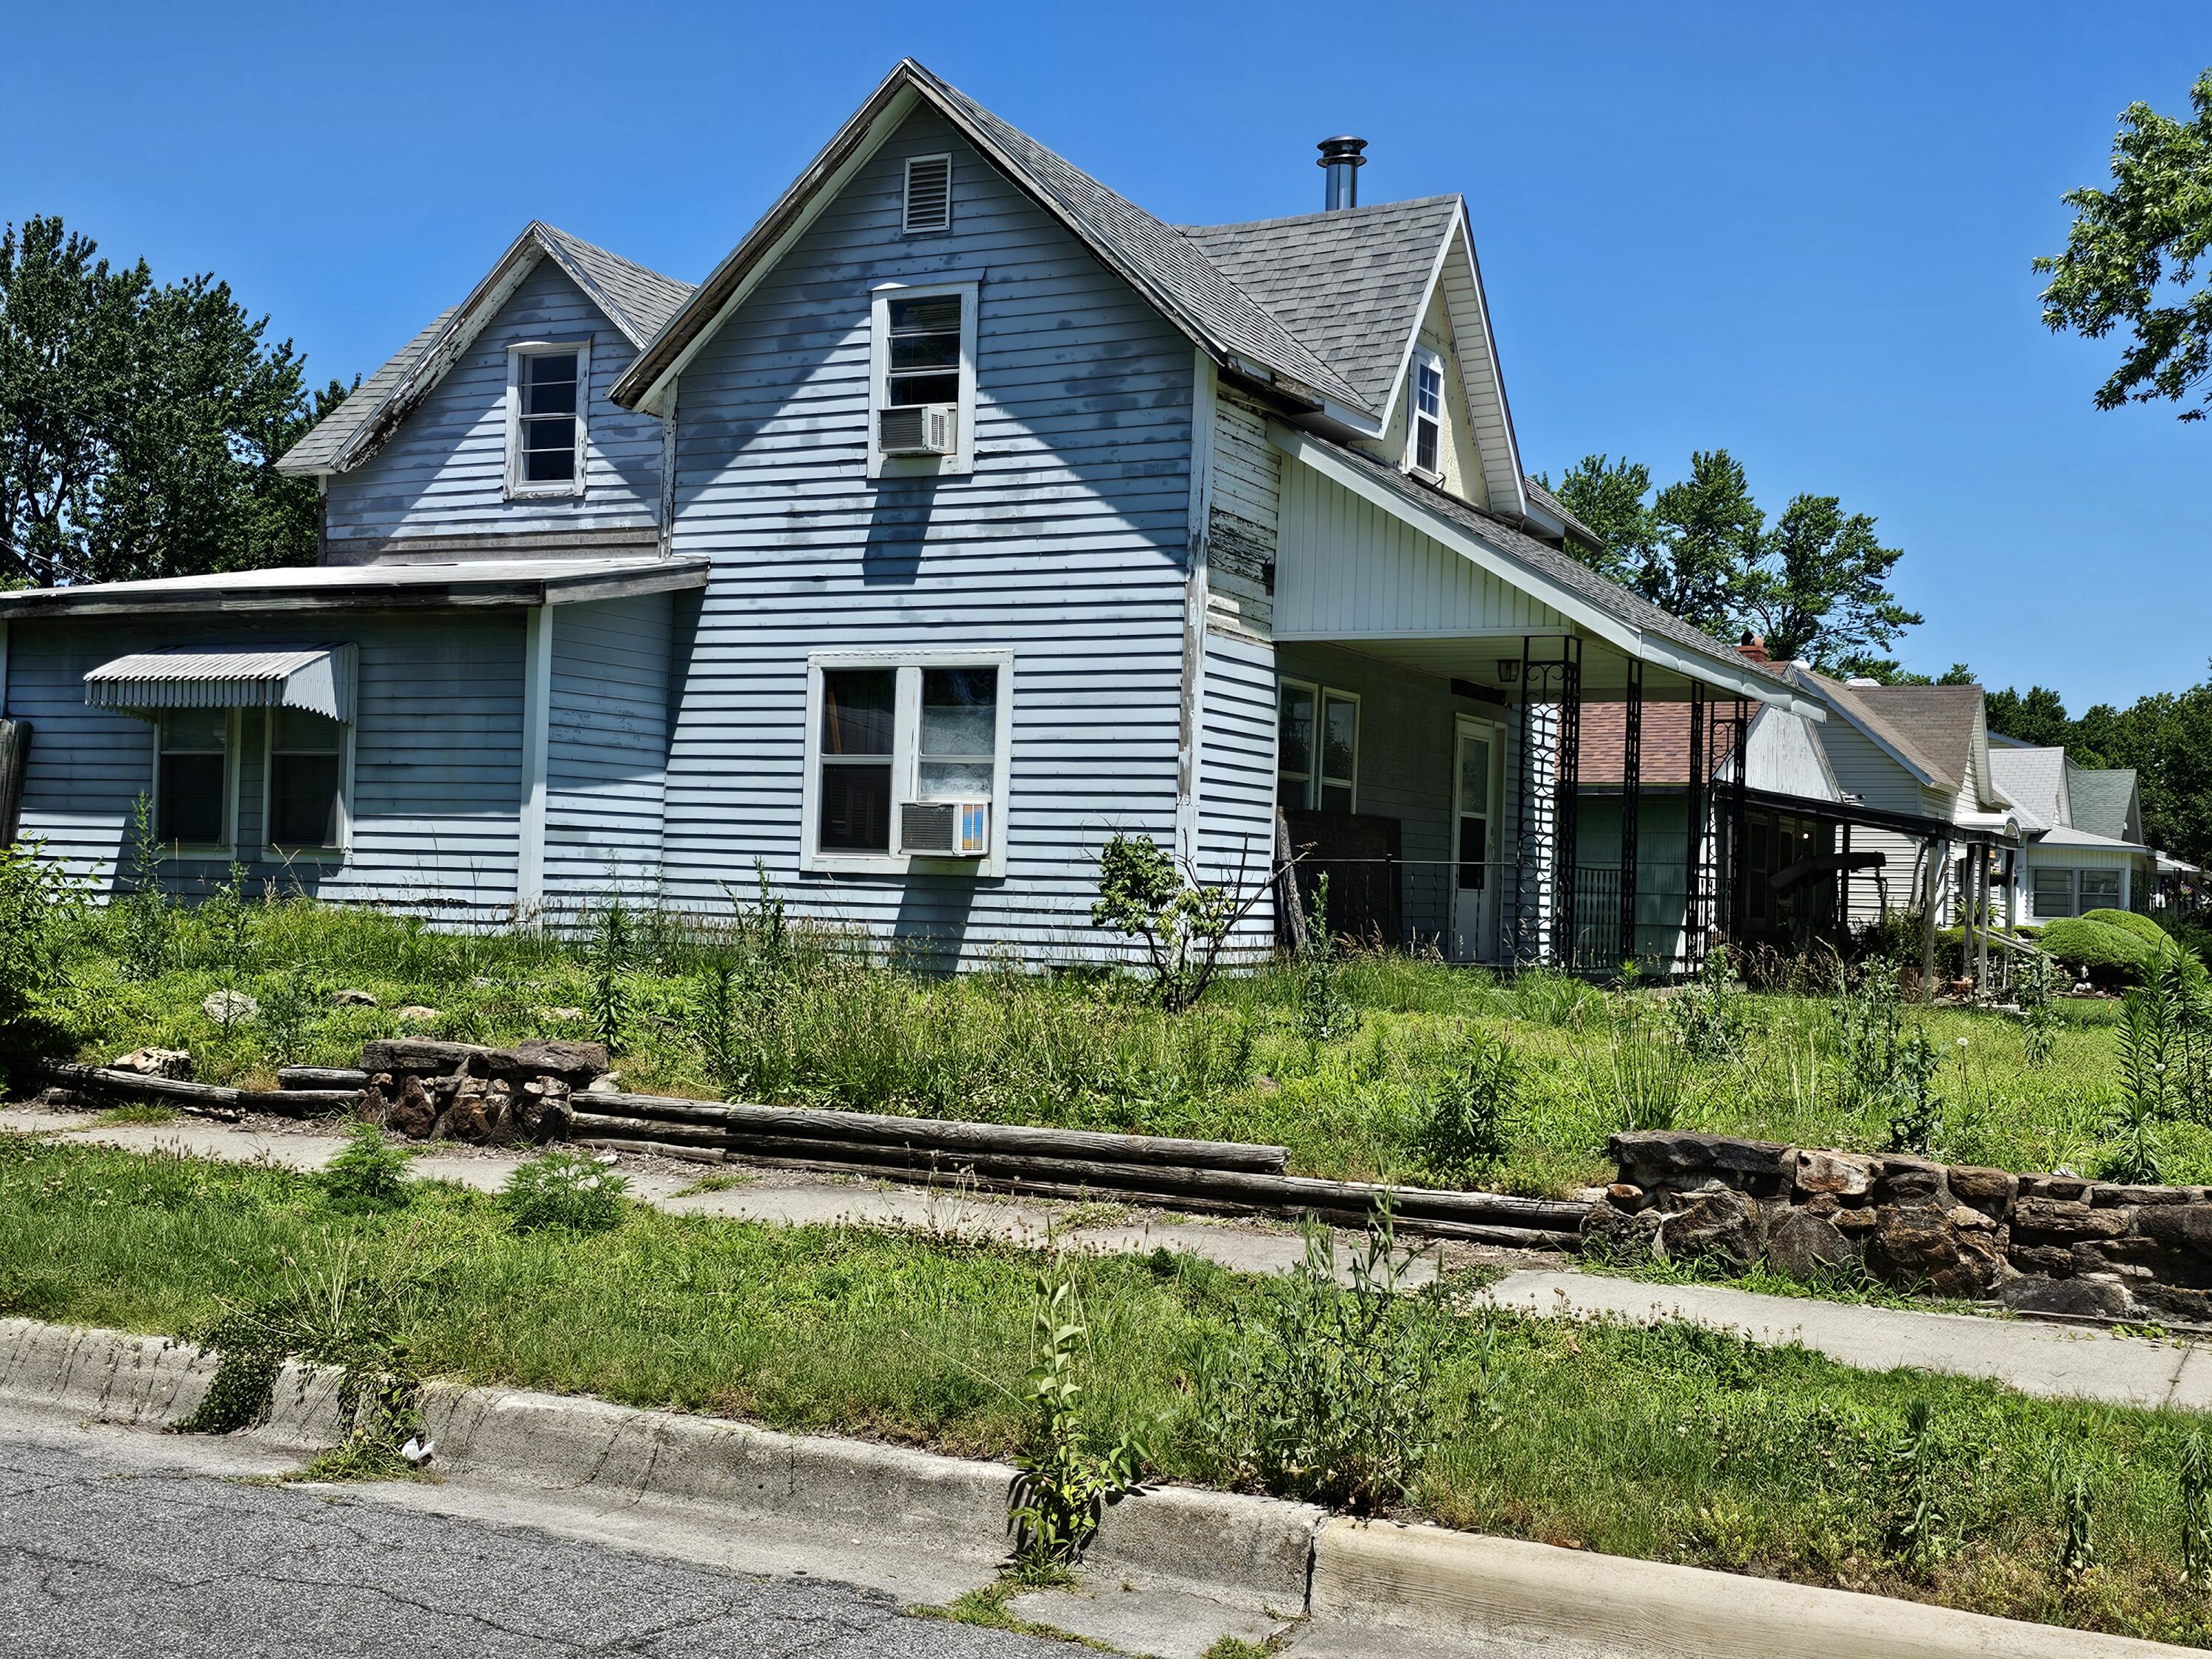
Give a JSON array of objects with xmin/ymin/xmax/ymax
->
[
  {"xmin": 2031, "ymin": 866, "xmax": 2076, "ymax": 919},
  {"xmin": 2077, "ymin": 867, "xmax": 2122, "ymax": 913},
  {"xmin": 1276, "ymin": 679, "xmax": 1360, "ymax": 813},
  {"xmin": 504, "ymin": 337, "xmax": 593, "ymax": 499},
  {"xmin": 150, "ymin": 707, "xmax": 239, "ymax": 860},
  {"xmin": 800, "ymin": 647, "xmax": 1015, "ymax": 877},
  {"xmin": 902, "ymin": 153, "xmax": 953, "ymax": 234},
  {"xmin": 1408, "ymin": 347, "xmax": 1446, "ymax": 481},
  {"xmin": 260, "ymin": 707, "xmax": 355, "ymax": 862},
  {"xmin": 1277, "ymin": 678, "xmax": 1318, "ymax": 810},
  {"xmin": 867, "ymin": 277, "xmax": 980, "ymax": 480}
]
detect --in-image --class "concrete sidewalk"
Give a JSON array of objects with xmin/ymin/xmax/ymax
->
[{"xmin": 9, "ymin": 1105, "xmax": 2210, "ymax": 1415}]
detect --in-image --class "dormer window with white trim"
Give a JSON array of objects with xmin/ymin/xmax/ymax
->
[
  {"xmin": 505, "ymin": 339, "xmax": 592, "ymax": 498},
  {"xmin": 903, "ymin": 153, "xmax": 952, "ymax": 234},
  {"xmin": 868, "ymin": 278, "xmax": 979, "ymax": 477},
  {"xmin": 1411, "ymin": 348, "xmax": 1444, "ymax": 479}
]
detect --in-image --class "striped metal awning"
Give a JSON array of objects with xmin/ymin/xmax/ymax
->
[{"xmin": 83, "ymin": 645, "xmax": 355, "ymax": 720}]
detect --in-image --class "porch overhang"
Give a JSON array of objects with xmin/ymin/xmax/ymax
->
[
  {"xmin": 84, "ymin": 645, "xmax": 356, "ymax": 721},
  {"xmin": 0, "ymin": 555, "xmax": 710, "ymax": 620},
  {"xmin": 1268, "ymin": 425, "xmax": 1829, "ymax": 721}
]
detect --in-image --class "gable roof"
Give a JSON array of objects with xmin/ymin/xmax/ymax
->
[
  {"xmin": 1987, "ymin": 745, "xmax": 2067, "ymax": 832},
  {"xmin": 1848, "ymin": 685, "xmax": 1985, "ymax": 797},
  {"xmin": 1279, "ymin": 426, "xmax": 1823, "ymax": 714},
  {"xmin": 615, "ymin": 59, "xmax": 1374, "ymax": 419},
  {"xmin": 1180, "ymin": 197, "xmax": 1461, "ymax": 413},
  {"xmin": 278, "ymin": 222, "xmax": 692, "ymax": 479},
  {"xmin": 2067, "ymin": 765, "xmax": 2141, "ymax": 842}
]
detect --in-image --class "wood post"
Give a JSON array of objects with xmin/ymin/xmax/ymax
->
[{"xmin": 1921, "ymin": 838, "xmax": 1944, "ymax": 1000}]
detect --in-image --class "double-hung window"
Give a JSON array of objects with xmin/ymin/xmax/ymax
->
[
  {"xmin": 868, "ymin": 279, "xmax": 978, "ymax": 477},
  {"xmin": 156, "ymin": 710, "xmax": 233, "ymax": 852},
  {"xmin": 265, "ymin": 709, "xmax": 348, "ymax": 854},
  {"xmin": 1411, "ymin": 349, "xmax": 1444, "ymax": 478},
  {"xmin": 1276, "ymin": 680, "xmax": 1359, "ymax": 814},
  {"xmin": 805, "ymin": 651, "xmax": 1012, "ymax": 873},
  {"xmin": 506, "ymin": 340, "xmax": 591, "ymax": 497}
]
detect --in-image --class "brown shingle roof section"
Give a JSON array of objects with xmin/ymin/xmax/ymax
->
[
  {"xmin": 1178, "ymin": 197, "xmax": 1459, "ymax": 413},
  {"xmin": 1841, "ymin": 684, "xmax": 1981, "ymax": 794}
]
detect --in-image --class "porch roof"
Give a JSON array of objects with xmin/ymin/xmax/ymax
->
[
  {"xmin": 0, "ymin": 556, "xmax": 710, "ymax": 619},
  {"xmin": 1269, "ymin": 425, "xmax": 1827, "ymax": 719}
]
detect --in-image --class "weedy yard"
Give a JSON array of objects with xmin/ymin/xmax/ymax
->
[
  {"xmin": 2, "ymin": 866, "xmax": 2184, "ymax": 1195},
  {"xmin": 1, "ymin": 1133, "xmax": 2210, "ymax": 1646}
]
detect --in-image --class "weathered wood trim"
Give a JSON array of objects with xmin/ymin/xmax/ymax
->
[
  {"xmin": 0, "ymin": 561, "xmax": 709, "ymax": 621},
  {"xmin": 1177, "ymin": 349, "xmax": 1217, "ymax": 865},
  {"xmin": 658, "ymin": 392, "xmax": 678, "ymax": 558},
  {"xmin": 0, "ymin": 617, "xmax": 10, "ymax": 717},
  {"xmin": 518, "ymin": 605, "xmax": 553, "ymax": 914},
  {"xmin": 0, "ymin": 719, "xmax": 27, "ymax": 846},
  {"xmin": 324, "ymin": 528, "xmax": 661, "ymax": 564}
]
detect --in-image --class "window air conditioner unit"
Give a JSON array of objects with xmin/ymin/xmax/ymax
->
[
  {"xmin": 880, "ymin": 403, "xmax": 958, "ymax": 456},
  {"xmin": 901, "ymin": 799, "xmax": 990, "ymax": 858}
]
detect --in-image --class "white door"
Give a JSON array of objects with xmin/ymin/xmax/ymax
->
[{"xmin": 1450, "ymin": 717, "xmax": 1500, "ymax": 961}]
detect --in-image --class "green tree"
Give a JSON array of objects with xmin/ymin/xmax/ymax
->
[
  {"xmin": 1644, "ymin": 449, "xmax": 1762, "ymax": 633},
  {"xmin": 1984, "ymin": 684, "xmax": 2073, "ymax": 748},
  {"xmin": 0, "ymin": 215, "xmax": 348, "ymax": 588},
  {"xmin": 2035, "ymin": 69, "xmax": 2212, "ymax": 421},
  {"xmin": 1737, "ymin": 493, "xmax": 1921, "ymax": 666},
  {"xmin": 1541, "ymin": 453, "xmax": 1650, "ymax": 588}
]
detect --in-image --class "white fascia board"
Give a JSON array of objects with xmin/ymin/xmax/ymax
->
[
  {"xmin": 1271, "ymin": 423, "xmax": 1825, "ymax": 717},
  {"xmin": 625, "ymin": 86, "xmax": 922, "ymax": 417},
  {"xmin": 1371, "ymin": 226, "xmax": 1455, "ymax": 445}
]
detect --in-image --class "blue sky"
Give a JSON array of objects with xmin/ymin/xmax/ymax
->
[{"xmin": 6, "ymin": 1, "xmax": 2208, "ymax": 709}]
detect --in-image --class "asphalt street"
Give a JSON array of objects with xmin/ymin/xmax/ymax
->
[{"xmin": 0, "ymin": 1431, "xmax": 1062, "ymax": 1659}]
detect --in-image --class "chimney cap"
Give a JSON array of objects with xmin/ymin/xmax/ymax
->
[
  {"xmin": 1316, "ymin": 135, "xmax": 1369, "ymax": 166},
  {"xmin": 1317, "ymin": 136, "xmax": 1368, "ymax": 211},
  {"xmin": 1735, "ymin": 630, "xmax": 1770, "ymax": 664}
]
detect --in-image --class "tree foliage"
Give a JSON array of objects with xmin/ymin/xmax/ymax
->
[
  {"xmin": 2035, "ymin": 69, "xmax": 2212, "ymax": 421},
  {"xmin": 1544, "ymin": 448, "xmax": 1920, "ymax": 670},
  {"xmin": 0, "ymin": 215, "xmax": 348, "ymax": 588}
]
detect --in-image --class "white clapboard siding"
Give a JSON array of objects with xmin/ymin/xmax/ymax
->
[
  {"xmin": 1197, "ymin": 629, "xmax": 1279, "ymax": 950},
  {"xmin": 659, "ymin": 105, "xmax": 1194, "ymax": 964},
  {"xmin": 543, "ymin": 594, "xmax": 675, "ymax": 914},
  {"xmin": 1273, "ymin": 460, "xmax": 1568, "ymax": 641},
  {"xmin": 13, "ymin": 616, "xmax": 525, "ymax": 921},
  {"xmin": 324, "ymin": 260, "xmax": 664, "ymax": 547}
]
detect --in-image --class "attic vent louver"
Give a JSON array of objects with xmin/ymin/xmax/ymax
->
[{"xmin": 903, "ymin": 154, "xmax": 952, "ymax": 233}]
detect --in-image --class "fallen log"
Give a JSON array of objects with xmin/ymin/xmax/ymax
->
[
  {"xmin": 32, "ymin": 1062, "xmax": 360, "ymax": 1121},
  {"xmin": 564, "ymin": 1110, "xmax": 1587, "ymax": 1236},
  {"xmin": 571, "ymin": 1134, "xmax": 1579, "ymax": 1251},
  {"xmin": 579, "ymin": 1091, "xmax": 1291, "ymax": 1173}
]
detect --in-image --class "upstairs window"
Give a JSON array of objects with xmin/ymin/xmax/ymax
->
[
  {"xmin": 868, "ymin": 279, "xmax": 978, "ymax": 477},
  {"xmin": 506, "ymin": 340, "xmax": 591, "ymax": 497},
  {"xmin": 266, "ymin": 708, "xmax": 347, "ymax": 852},
  {"xmin": 1411, "ymin": 349, "xmax": 1444, "ymax": 477},
  {"xmin": 903, "ymin": 153, "xmax": 952, "ymax": 234},
  {"xmin": 156, "ymin": 709, "xmax": 232, "ymax": 851}
]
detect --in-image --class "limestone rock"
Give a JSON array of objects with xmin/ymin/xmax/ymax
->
[
  {"xmin": 1658, "ymin": 1186, "xmax": 1761, "ymax": 1273},
  {"xmin": 1582, "ymin": 1200, "xmax": 1663, "ymax": 1261},
  {"xmin": 487, "ymin": 1040, "xmax": 609, "ymax": 1087},
  {"xmin": 535, "ymin": 1006, "xmax": 587, "ymax": 1023},
  {"xmin": 1945, "ymin": 1166, "xmax": 2017, "ymax": 1208},
  {"xmin": 1864, "ymin": 1206, "xmax": 2001, "ymax": 1299},
  {"xmin": 443, "ymin": 1093, "xmax": 492, "ymax": 1144},
  {"xmin": 1944, "ymin": 1205, "xmax": 1997, "ymax": 1233},
  {"xmin": 1874, "ymin": 1158, "xmax": 1946, "ymax": 1205},
  {"xmin": 202, "ymin": 990, "xmax": 258, "ymax": 1023},
  {"xmin": 1610, "ymin": 1130, "xmax": 1790, "ymax": 1186},
  {"xmin": 1766, "ymin": 1208, "xmax": 1853, "ymax": 1281},
  {"xmin": 583, "ymin": 1072, "xmax": 622, "ymax": 1096},
  {"xmin": 386, "ymin": 1075, "xmax": 437, "ymax": 1139},
  {"xmin": 331, "ymin": 990, "xmax": 380, "ymax": 1008},
  {"xmin": 1794, "ymin": 1150, "xmax": 1873, "ymax": 1197},
  {"xmin": 2131, "ymin": 1204, "xmax": 2212, "ymax": 1257},
  {"xmin": 397, "ymin": 1005, "xmax": 441, "ymax": 1026},
  {"xmin": 360, "ymin": 1039, "xmax": 492, "ymax": 1077},
  {"xmin": 111, "ymin": 1047, "xmax": 192, "ymax": 1079},
  {"xmin": 2014, "ymin": 1197, "xmax": 2131, "ymax": 1240},
  {"xmin": 1999, "ymin": 1277, "xmax": 2135, "ymax": 1321},
  {"xmin": 1834, "ymin": 1206, "xmax": 1879, "ymax": 1234}
]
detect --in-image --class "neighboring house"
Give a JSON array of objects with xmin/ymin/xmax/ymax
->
[
  {"xmin": 1986, "ymin": 739, "xmax": 2155, "ymax": 925},
  {"xmin": 0, "ymin": 60, "xmax": 1815, "ymax": 969}
]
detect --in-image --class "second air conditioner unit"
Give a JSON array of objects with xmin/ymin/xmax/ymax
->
[
  {"xmin": 879, "ymin": 403, "xmax": 958, "ymax": 456},
  {"xmin": 900, "ymin": 799, "xmax": 990, "ymax": 858}
]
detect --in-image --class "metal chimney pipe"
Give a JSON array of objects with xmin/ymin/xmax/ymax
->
[{"xmin": 1317, "ymin": 136, "xmax": 1367, "ymax": 210}]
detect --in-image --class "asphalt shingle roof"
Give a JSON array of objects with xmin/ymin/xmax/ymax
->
[
  {"xmin": 1811, "ymin": 681, "xmax": 1980, "ymax": 794},
  {"xmin": 278, "ymin": 310, "xmax": 456, "ymax": 475},
  {"xmin": 2067, "ymin": 765, "xmax": 2140, "ymax": 842},
  {"xmin": 1987, "ymin": 746, "xmax": 2065, "ymax": 832},
  {"xmin": 1179, "ymin": 198, "xmax": 1459, "ymax": 414}
]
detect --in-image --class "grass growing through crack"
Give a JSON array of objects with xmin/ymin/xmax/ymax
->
[
  {"xmin": 3, "ymin": 1135, "xmax": 2211, "ymax": 1646},
  {"xmin": 21, "ymin": 893, "xmax": 2152, "ymax": 1194}
]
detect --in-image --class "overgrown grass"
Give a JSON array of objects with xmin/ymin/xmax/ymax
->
[
  {"xmin": 25, "ymin": 893, "xmax": 2153, "ymax": 1193},
  {"xmin": 0, "ymin": 1136, "xmax": 2207, "ymax": 1644}
]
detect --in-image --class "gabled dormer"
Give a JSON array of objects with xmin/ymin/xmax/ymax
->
[{"xmin": 279, "ymin": 223, "xmax": 692, "ymax": 559}]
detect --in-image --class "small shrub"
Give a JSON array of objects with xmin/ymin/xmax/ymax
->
[
  {"xmin": 1670, "ymin": 945, "xmax": 1747, "ymax": 1062},
  {"xmin": 1091, "ymin": 833, "xmax": 1266, "ymax": 1014},
  {"xmin": 315, "ymin": 1124, "xmax": 415, "ymax": 1214},
  {"xmin": 2083, "ymin": 908, "xmax": 2176, "ymax": 950},
  {"xmin": 258, "ymin": 962, "xmax": 321, "ymax": 1068},
  {"xmin": 588, "ymin": 899, "xmax": 634, "ymax": 1050},
  {"xmin": 2017, "ymin": 952, "xmax": 2065, "ymax": 1068},
  {"xmin": 1006, "ymin": 1256, "xmax": 1147, "ymax": 1567},
  {"xmin": 1201, "ymin": 1205, "xmax": 1446, "ymax": 1512},
  {"xmin": 498, "ymin": 1149, "xmax": 630, "ymax": 1234},
  {"xmin": 116, "ymin": 794, "xmax": 173, "ymax": 981},
  {"xmin": 1413, "ymin": 1026, "xmax": 1517, "ymax": 1183},
  {"xmin": 1833, "ymin": 957, "xmax": 1944, "ymax": 1154},
  {"xmin": 1293, "ymin": 874, "xmax": 1357, "ymax": 1043},
  {"xmin": 0, "ymin": 838, "xmax": 82, "ymax": 1048}
]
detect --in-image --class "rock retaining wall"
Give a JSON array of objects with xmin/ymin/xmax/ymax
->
[
  {"xmin": 357, "ymin": 1038, "xmax": 612, "ymax": 1145},
  {"xmin": 1593, "ymin": 1130, "xmax": 2212, "ymax": 1324}
]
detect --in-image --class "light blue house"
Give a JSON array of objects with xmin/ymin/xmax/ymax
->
[{"xmin": 0, "ymin": 61, "xmax": 1816, "ymax": 966}]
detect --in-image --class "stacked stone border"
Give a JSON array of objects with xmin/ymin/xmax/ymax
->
[{"xmin": 1592, "ymin": 1130, "xmax": 2212, "ymax": 1324}]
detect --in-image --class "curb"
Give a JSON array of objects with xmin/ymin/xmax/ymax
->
[{"xmin": 0, "ymin": 1318, "xmax": 2194, "ymax": 1655}]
